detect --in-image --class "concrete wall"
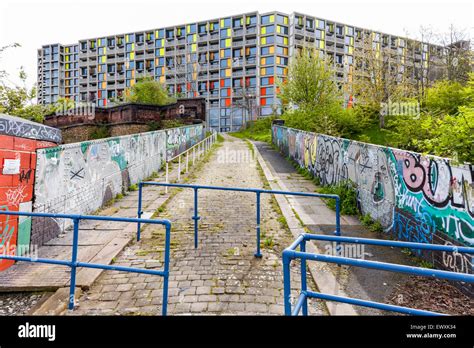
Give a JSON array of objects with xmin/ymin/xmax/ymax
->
[
  {"xmin": 272, "ymin": 125, "xmax": 473, "ymax": 292},
  {"xmin": 32, "ymin": 124, "xmax": 204, "ymax": 243}
]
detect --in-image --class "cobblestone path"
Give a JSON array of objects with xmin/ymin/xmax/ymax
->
[{"xmin": 72, "ymin": 135, "xmax": 325, "ymax": 315}]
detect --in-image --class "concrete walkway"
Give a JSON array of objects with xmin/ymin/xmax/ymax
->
[{"xmin": 69, "ymin": 135, "xmax": 326, "ymax": 315}]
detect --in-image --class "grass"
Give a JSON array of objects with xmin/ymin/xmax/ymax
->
[
  {"xmin": 229, "ymin": 117, "xmax": 274, "ymax": 143},
  {"xmin": 356, "ymin": 123, "xmax": 396, "ymax": 146}
]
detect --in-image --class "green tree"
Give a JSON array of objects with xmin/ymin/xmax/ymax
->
[
  {"xmin": 278, "ymin": 47, "xmax": 362, "ymax": 137},
  {"xmin": 125, "ymin": 76, "xmax": 174, "ymax": 105}
]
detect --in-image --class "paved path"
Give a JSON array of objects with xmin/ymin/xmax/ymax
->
[{"xmin": 72, "ymin": 135, "xmax": 326, "ymax": 315}]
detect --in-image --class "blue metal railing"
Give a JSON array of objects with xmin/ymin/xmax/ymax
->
[
  {"xmin": 0, "ymin": 211, "xmax": 171, "ymax": 316},
  {"xmin": 137, "ymin": 182, "xmax": 341, "ymax": 258},
  {"xmin": 283, "ymin": 233, "xmax": 474, "ymax": 316}
]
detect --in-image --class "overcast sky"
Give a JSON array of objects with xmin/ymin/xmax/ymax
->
[{"xmin": 0, "ymin": 0, "xmax": 472, "ymax": 90}]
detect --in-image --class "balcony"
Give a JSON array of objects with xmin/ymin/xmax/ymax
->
[{"xmin": 198, "ymin": 35, "xmax": 209, "ymax": 42}]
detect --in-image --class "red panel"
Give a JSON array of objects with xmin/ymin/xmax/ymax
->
[
  {"xmin": 30, "ymin": 153, "xmax": 37, "ymax": 169},
  {"xmin": 260, "ymin": 87, "xmax": 266, "ymax": 96},
  {"xmin": 35, "ymin": 141, "xmax": 57, "ymax": 149},
  {"xmin": 18, "ymin": 152, "xmax": 31, "ymax": 170},
  {"xmin": 0, "ymin": 150, "xmax": 17, "ymax": 163},
  {"xmin": 0, "ymin": 204, "xmax": 18, "ymax": 271},
  {"xmin": 0, "ymin": 176, "xmax": 13, "ymax": 186},
  {"xmin": 103, "ymin": 99, "xmax": 107, "ymax": 107},
  {"xmin": 13, "ymin": 137, "xmax": 36, "ymax": 152},
  {"xmin": 269, "ymin": 76, "xmax": 274, "ymax": 84},
  {"xmin": 220, "ymin": 79, "xmax": 225, "ymax": 87},
  {"xmin": 225, "ymin": 98, "xmax": 231, "ymax": 107},
  {"xmin": 261, "ymin": 98, "xmax": 266, "ymax": 106},
  {"xmin": 0, "ymin": 135, "xmax": 14, "ymax": 150},
  {"xmin": 12, "ymin": 169, "xmax": 34, "ymax": 187}
]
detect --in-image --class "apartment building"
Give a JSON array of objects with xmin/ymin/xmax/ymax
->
[{"xmin": 37, "ymin": 11, "xmax": 443, "ymax": 132}]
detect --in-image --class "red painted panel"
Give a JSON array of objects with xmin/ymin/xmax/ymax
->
[
  {"xmin": 13, "ymin": 138, "xmax": 36, "ymax": 152},
  {"xmin": 0, "ymin": 204, "xmax": 18, "ymax": 271},
  {"xmin": 0, "ymin": 135, "xmax": 14, "ymax": 150}
]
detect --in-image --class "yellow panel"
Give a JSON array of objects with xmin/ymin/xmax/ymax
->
[
  {"xmin": 193, "ymin": 34, "xmax": 197, "ymax": 42},
  {"xmin": 260, "ymin": 67, "xmax": 266, "ymax": 75},
  {"xmin": 319, "ymin": 41, "xmax": 325, "ymax": 49},
  {"xmin": 126, "ymin": 34, "xmax": 130, "ymax": 43},
  {"xmin": 227, "ymin": 28, "xmax": 231, "ymax": 37},
  {"xmin": 187, "ymin": 25, "xmax": 191, "ymax": 34},
  {"xmin": 260, "ymin": 57, "xmax": 265, "ymax": 65},
  {"xmin": 348, "ymin": 46, "xmax": 353, "ymax": 54},
  {"xmin": 104, "ymin": 47, "xmax": 107, "ymax": 54},
  {"xmin": 159, "ymin": 48, "xmax": 164, "ymax": 56},
  {"xmin": 322, "ymin": 31, "xmax": 325, "ymax": 39},
  {"xmin": 269, "ymin": 46, "xmax": 274, "ymax": 54},
  {"xmin": 130, "ymin": 52, "xmax": 135, "ymax": 60},
  {"xmin": 225, "ymin": 38, "xmax": 231, "ymax": 47},
  {"xmin": 160, "ymin": 76, "xmax": 165, "ymax": 83},
  {"xmin": 131, "ymin": 43, "xmax": 135, "ymax": 51},
  {"xmin": 225, "ymin": 68, "xmax": 231, "ymax": 77},
  {"xmin": 161, "ymin": 67, "xmax": 165, "ymax": 74},
  {"xmin": 283, "ymin": 37, "xmax": 288, "ymax": 45},
  {"xmin": 102, "ymin": 82, "xmax": 106, "ymax": 89},
  {"xmin": 276, "ymin": 57, "xmax": 280, "ymax": 64},
  {"xmin": 132, "ymin": 70, "xmax": 135, "ymax": 77},
  {"xmin": 102, "ymin": 56, "xmax": 106, "ymax": 63},
  {"xmin": 269, "ymin": 15, "xmax": 274, "ymax": 23},
  {"xmin": 65, "ymin": 47, "xmax": 69, "ymax": 53},
  {"xmin": 284, "ymin": 16, "xmax": 288, "ymax": 25},
  {"xmin": 261, "ymin": 37, "xmax": 266, "ymax": 45},
  {"xmin": 130, "ymin": 79, "xmax": 135, "ymax": 86},
  {"xmin": 261, "ymin": 27, "xmax": 266, "ymax": 35},
  {"xmin": 192, "ymin": 43, "xmax": 197, "ymax": 52},
  {"xmin": 220, "ymin": 19, "xmax": 224, "ymax": 27},
  {"xmin": 315, "ymin": 20, "xmax": 319, "ymax": 28},
  {"xmin": 220, "ymin": 49, "xmax": 225, "ymax": 58},
  {"xmin": 98, "ymin": 65, "xmax": 101, "ymax": 72}
]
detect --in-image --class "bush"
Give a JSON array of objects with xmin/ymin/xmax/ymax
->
[{"xmin": 318, "ymin": 181, "xmax": 358, "ymax": 215}]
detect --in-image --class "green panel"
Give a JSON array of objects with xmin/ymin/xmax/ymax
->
[{"xmin": 17, "ymin": 217, "xmax": 32, "ymax": 256}]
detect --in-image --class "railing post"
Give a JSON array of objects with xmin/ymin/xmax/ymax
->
[
  {"xmin": 68, "ymin": 218, "xmax": 80, "ymax": 310},
  {"xmin": 162, "ymin": 223, "xmax": 171, "ymax": 316},
  {"xmin": 283, "ymin": 251, "xmax": 292, "ymax": 316},
  {"xmin": 300, "ymin": 239, "xmax": 308, "ymax": 316},
  {"xmin": 192, "ymin": 187, "xmax": 200, "ymax": 249},
  {"xmin": 178, "ymin": 155, "xmax": 181, "ymax": 181},
  {"xmin": 193, "ymin": 147, "xmax": 195, "ymax": 166},
  {"xmin": 335, "ymin": 197, "xmax": 341, "ymax": 257},
  {"xmin": 186, "ymin": 151, "xmax": 189, "ymax": 173},
  {"xmin": 165, "ymin": 162, "xmax": 169, "ymax": 194},
  {"xmin": 137, "ymin": 183, "xmax": 143, "ymax": 241},
  {"xmin": 254, "ymin": 192, "xmax": 262, "ymax": 258}
]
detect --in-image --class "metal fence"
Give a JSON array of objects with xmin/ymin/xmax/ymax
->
[
  {"xmin": 165, "ymin": 131, "xmax": 218, "ymax": 190},
  {"xmin": 283, "ymin": 233, "xmax": 474, "ymax": 316},
  {"xmin": 0, "ymin": 211, "xmax": 172, "ymax": 315},
  {"xmin": 137, "ymin": 182, "xmax": 341, "ymax": 258}
]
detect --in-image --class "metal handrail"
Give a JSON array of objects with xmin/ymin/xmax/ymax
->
[
  {"xmin": 283, "ymin": 233, "xmax": 474, "ymax": 316},
  {"xmin": 164, "ymin": 131, "xmax": 218, "ymax": 191},
  {"xmin": 0, "ymin": 211, "xmax": 172, "ymax": 315},
  {"xmin": 137, "ymin": 183, "xmax": 341, "ymax": 258}
]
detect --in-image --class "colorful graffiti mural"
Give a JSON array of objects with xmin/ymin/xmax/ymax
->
[
  {"xmin": 166, "ymin": 125, "xmax": 203, "ymax": 159},
  {"xmin": 33, "ymin": 125, "xmax": 203, "ymax": 238},
  {"xmin": 272, "ymin": 125, "xmax": 473, "ymax": 288}
]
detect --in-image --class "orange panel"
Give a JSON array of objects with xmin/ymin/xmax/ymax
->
[
  {"xmin": 225, "ymin": 98, "xmax": 231, "ymax": 107},
  {"xmin": 260, "ymin": 87, "xmax": 266, "ymax": 96}
]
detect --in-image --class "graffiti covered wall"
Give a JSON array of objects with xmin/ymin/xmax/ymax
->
[
  {"xmin": 0, "ymin": 114, "xmax": 60, "ymax": 271},
  {"xmin": 33, "ymin": 125, "xmax": 203, "ymax": 243},
  {"xmin": 272, "ymin": 125, "xmax": 473, "ymax": 291}
]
